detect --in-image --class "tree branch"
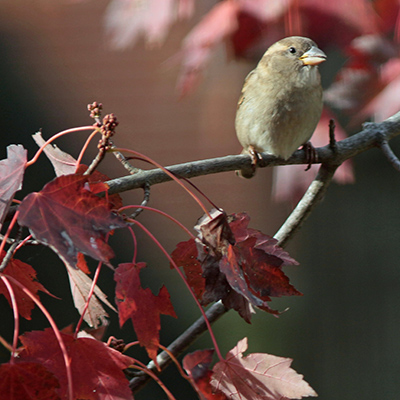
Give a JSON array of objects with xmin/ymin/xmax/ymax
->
[
  {"xmin": 129, "ymin": 301, "xmax": 228, "ymax": 393},
  {"xmin": 378, "ymin": 139, "xmax": 400, "ymax": 171},
  {"xmin": 107, "ymin": 111, "xmax": 400, "ymax": 195},
  {"xmin": 124, "ymin": 111, "xmax": 400, "ymax": 393}
]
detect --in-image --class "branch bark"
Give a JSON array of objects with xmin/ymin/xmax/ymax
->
[
  {"xmin": 124, "ymin": 111, "xmax": 400, "ymax": 393},
  {"xmin": 107, "ymin": 111, "xmax": 400, "ymax": 194}
]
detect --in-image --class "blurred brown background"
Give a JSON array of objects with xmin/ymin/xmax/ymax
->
[{"xmin": 1, "ymin": 1, "xmax": 400, "ymax": 399}]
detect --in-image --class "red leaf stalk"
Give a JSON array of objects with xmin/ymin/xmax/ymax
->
[
  {"xmin": 3, "ymin": 274, "xmax": 74, "ymax": 400},
  {"xmin": 26, "ymin": 126, "xmax": 99, "ymax": 167},
  {"xmin": 128, "ymin": 218, "xmax": 224, "ymax": 361},
  {"xmin": 0, "ymin": 276, "xmax": 19, "ymax": 363},
  {"xmin": 112, "ymin": 147, "xmax": 211, "ymax": 218}
]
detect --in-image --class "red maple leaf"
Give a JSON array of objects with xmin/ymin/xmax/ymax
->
[
  {"xmin": 114, "ymin": 262, "xmax": 177, "ymax": 363},
  {"xmin": 18, "ymin": 328, "xmax": 134, "ymax": 400},
  {"xmin": 17, "ymin": 174, "xmax": 126, "ymax": 269},
  {"xmin": 211, "ymin": 337, "xmax": 317, "ymax": 400},
  {"xmin": 171, "ymin": 210, "xmax": 300, "ymax": 322},
  {"xmin": 75, "ymin": 165, "xmax": 123, "ymax": 211},
  {"xmin": 0, "ymin": 145, "xmax": 27, "ymax": 229},
  {"xmin": 0, "ymin": 252, "xmax": 52, "ymax": 320},
  {"xmin": 170, "ymin": 238, "xmax": 205, "ymax": 302},
  {"xmin": 0, "ymin": 361, "xmax": 60, "ymax": 400},
  {"xmin": 183, "ymin": 349, "xmax": 228, "ymax": 400}
]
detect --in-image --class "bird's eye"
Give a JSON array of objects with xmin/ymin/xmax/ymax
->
[{"xmin": 288, "ymin": 47, "xmax": 297, "ymax": 54}]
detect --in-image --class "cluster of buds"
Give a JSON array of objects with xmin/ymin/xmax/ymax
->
[
  {"xmin": 87, "ymin": 102, "xmax": 118, "ymax": 150},
  {"xmin": 87, "ymin": 101, "xmax": 103, "ymax": 120},
  {"xmin": 107, "ymin": 337, "xmax": 126, "ymax": 353},
  {"xmin": 98, "ymin": 113, "xmax": 119, "ymax": 149},
  {"xmin": 101, "ymin": 113, "xmax": 118, "ymax": 137}
]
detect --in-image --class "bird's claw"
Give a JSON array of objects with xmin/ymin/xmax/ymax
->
[{"xmin": 302, "ymin": 142, "xmax": 317, "ymax": 171}]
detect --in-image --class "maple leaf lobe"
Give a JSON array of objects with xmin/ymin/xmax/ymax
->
[{"xmin": 17, "ymin": 174, "xmax": 126, "ymax": 268}]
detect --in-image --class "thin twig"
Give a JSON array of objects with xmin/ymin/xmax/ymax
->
[
  {"xmin": 329, "ymin": 118, "xmax": 337, "ymax": 152},
  {"xmin": 112, "ymin": 145, "xmax": 143, "ymax": 175},
  {"xmin": 130, "ymin": 182, "xmax": 151, "ymax": 219},
  {"xmin": 83, "ymin": 147, "xmax": 107, "ymax": 175},
  {"xmin": 378, "ymin": 139, "xmax": 400, "ymax": 171},
  {"xmin": 0, "ymin": 228, "xmax": 22, "ymax": 272}
]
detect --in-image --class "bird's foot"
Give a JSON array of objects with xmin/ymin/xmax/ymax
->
[
  {"xmin": 236, "ymin": 145, "xmax": 262, "ymax": 178},
  {"xmin": 248, "ymin": 145, "xmax": 263, "ymax": 174},
  {"xmin": 248, "ymin": 145, "xmax": 263, "ymax": 165},
  {"xmin": 302, "ymin": 142, "xmax": 318, "ymax": 171}
]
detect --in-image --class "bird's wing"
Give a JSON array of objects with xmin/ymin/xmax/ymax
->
[{"xmin": 237, "ymin": 70, "xmax": 258, "ymax": 109}]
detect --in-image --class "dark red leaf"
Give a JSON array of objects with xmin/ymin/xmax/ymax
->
[
  {"xmin": 183, "ymin": 349, "xmax": 215, "ymax": 379},
  {"xmin": 228, "ymin": 213, "xmax": 298, "ymax": 267},
  {"xmin": 18, "ymin": 328, "xmax": 134, "ymax": 400},
  {"xmin": 183, "ymin": 349, "xmax": 227, "ymax": 400},
  {"xmin": 222, "ymin": 241, "xmax": 301, "ymax": 303},
  {"xmin": 0, "ymin": 145, "xmax": 27, "ymax": 229},
  {"xmin": 0, "ymin": 252, "xmax": 52, "ymax": 320},
  {"xmin": 0, "ymin": 361, "xmax": 60, "ymax": 400},
  {"xmin": 75, "ymin": 165, "xmax": 124, "ymax": 211},
  {"xmin": 194, "ymin": 210, "xmax": 235, "ymax": 306},
  {"xmin": 170, "ymin": 238, "xmax": 205, "ymax": 302},
  {"xmin": 17, "ymin": 174, "xmax": 126, "ymax": 269},
  {"xmin": 221, "ymin": 289, "xmax": 256, "ymax": 323},
  {"xmin": 171, "ymin": 209, "xmax": 301, "ymax": 322},
  {"xmin": 114, "ymin": 262, "xmax": 177, "ymax": 363}
]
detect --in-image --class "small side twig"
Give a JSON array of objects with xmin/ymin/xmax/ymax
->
[
  {"xmin": 0, "ymin": 234, "xmax": 40, "ymax": 246},
  {"xmin": 84, "ymin": 102, "xmax": 119, "ymax": 175},
  {"xmin": 130, "ymin": 182, "xmax": 151, "ymax": 219},
  {"xmin": 329, "ymin": 118, "xmax": 337, "ymax": 152},
  {"xmin": 112, "ymin": 148, "xmax": 143, "ymax": 175},
  {"xmin": 0, "ymin": 227, "xmax": 22, "ymax": 272},
  {"xmin": 378, "ymin": 139, "xmax": 400, "ymax": 172}
]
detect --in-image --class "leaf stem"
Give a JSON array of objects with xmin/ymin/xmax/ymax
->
[
  {"xmin": 3, "ymin": 274, "xmax": 74, "ymax": 400},
  {"xmin": 128, "ymin": 219, "xmax": 223, "ymax": 360},
  {"xmin": 111, "ymin": 147, "xmax": 211, "ymax": 218},
  {"xmin": 119, "ymin": 205, "xmax": 195, "ymax": 239},
  {"xmin": 0, "ymin": 276, "xmax": 19, "ymax": 363},
  {"xmin": 26, "ymin": 126, "xmax": 98, "ymax": 167},
  {"xmin": 74, "ymin": 260, "xmax": 103, "ymax": 337}
]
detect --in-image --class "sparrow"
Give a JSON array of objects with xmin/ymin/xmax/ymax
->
[{"xmin": 235, "ymin": 36, "xmax": 327, "ymax": 178}]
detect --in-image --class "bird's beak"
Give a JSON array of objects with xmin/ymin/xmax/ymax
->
[{"xmin": 300, "ymin": 46, "xmax": 327, "ymax": 66}]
